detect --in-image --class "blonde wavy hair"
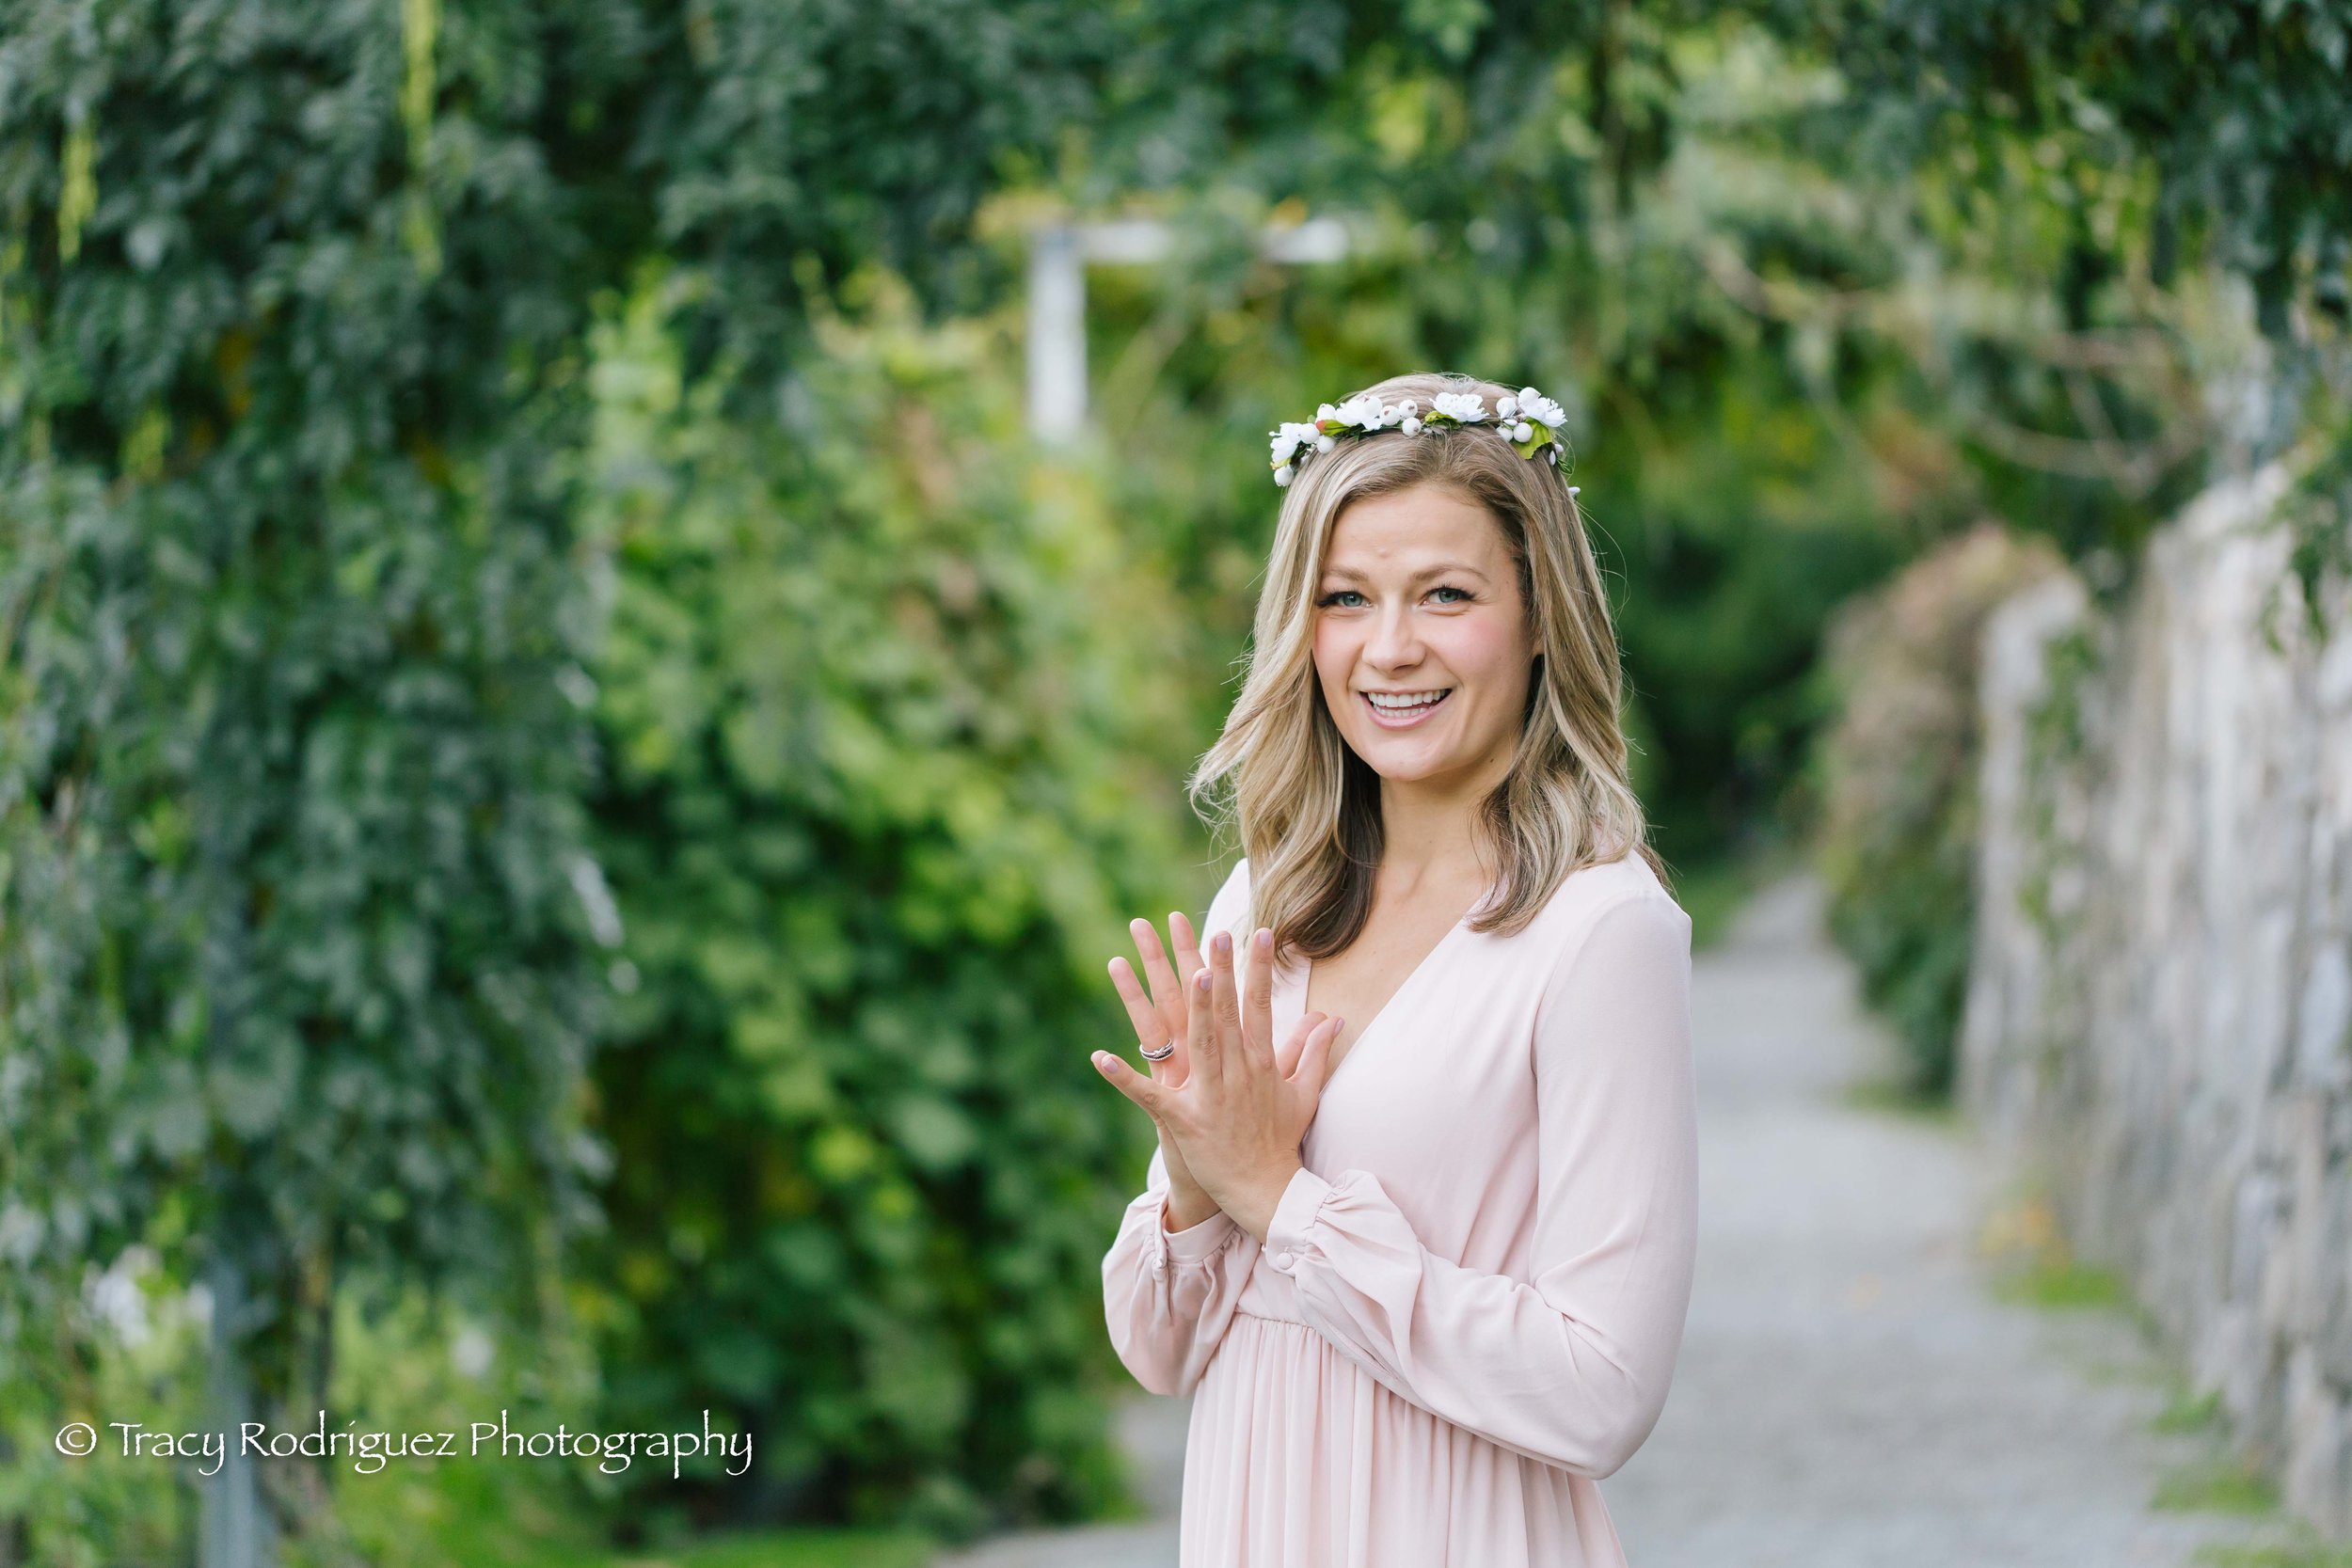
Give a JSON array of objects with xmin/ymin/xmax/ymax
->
[{"xmin": 1187, "ymin": 371, "xmax": 1668, "ymax": 963}]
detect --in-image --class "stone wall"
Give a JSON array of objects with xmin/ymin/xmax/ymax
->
[{"xmin": 1963, "ymin": 462, "xmax": 2352, "ymax": 1533}]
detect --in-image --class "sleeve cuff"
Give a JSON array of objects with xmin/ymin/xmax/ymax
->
[
  {"xmin": 1263, "ymin": 1166, "xmax": 1335, "ymax": 1273},
  {"xmin": 1152, "ymin": 1196, "xmax": 1241, "ymax": 1271}
]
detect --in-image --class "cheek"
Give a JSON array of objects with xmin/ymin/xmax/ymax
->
[
  {"xmin": 1436, "ymin": 615, "xmax": 1526, "ymax": 685},
  {"xmin": 1312, "ymin": 622, "xmax": 1353, "ymax": 689}
]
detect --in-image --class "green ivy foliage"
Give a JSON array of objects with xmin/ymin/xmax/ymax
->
[
  {"xmin": 0, "ymin": 0, "xmax": 1289, "ymax": 1550},
  {"xmin": 0, "ymin": 0, "xmax": 616, "ymax": 1484},
  {"xmin": 574, "ymin": 265, "xmax": 1199, "ymax": 1536},
  {"xmin": 1803, "ymin": 0, "xmax": 2352, "ymax": 330}
]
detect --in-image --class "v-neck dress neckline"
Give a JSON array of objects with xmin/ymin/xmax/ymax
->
[{"xmin": 1279, "ymin": 900, "xmax": 1484, "ymax": 1094}]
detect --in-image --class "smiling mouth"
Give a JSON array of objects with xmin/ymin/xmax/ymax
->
[{"xmin": 1361, "ymin": 689, "xmax": 1453, "ymax": 727}]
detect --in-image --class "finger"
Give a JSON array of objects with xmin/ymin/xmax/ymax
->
[
  {"xmin": 1276, "ymin": 1011, "xmax": 1328, "ymax": 1079},
  {"xmin": 1168, "ymin": 911, "xmax": 1204, "ymax": 1000},
  {"xmin": 1130, "ymin": 917, "xmax": 1187, "ymax": 1031},
  {"xmin": 1185, "ymin": 963, "xmax": 1221, "ymax": 1085},
  {"xmin": 1208, "ymin": 931, "xmax": 1256, "ymax": 1076},
  {"xmin": 1105, "ymin": 956, "xmax": 1164, "ymax": 1040},
  {"xmin": 1107, "ymin": 955, "xmax": 1186, "ymax": 1084},
  {"xmin": 1244, "ymin": 927, "xmax": 1277, "ymax": 1063},
  {"xmin": 1290, "ymin": 1014, "xmax": 1345, "ymax": 1089},
  {"xmin": 1092, "ymin": 1050, "xmax": 1171, "ymax": 1117}
]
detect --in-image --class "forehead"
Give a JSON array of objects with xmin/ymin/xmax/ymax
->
[{"xmin": 1321, "ymin": 483, "xmax": 1506, "ymax": 573}]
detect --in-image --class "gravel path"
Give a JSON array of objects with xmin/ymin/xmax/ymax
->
[
  {"xmin": 939, "ymin": 872, "xmax": 2284, "ymax": 1567},
  {"xmin": 1603, "ymin": 873, "xmax": 2282, "ymax": 1566}
]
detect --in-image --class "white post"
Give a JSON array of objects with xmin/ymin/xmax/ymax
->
[
  {"xmin": 1025, "ymin": 214, "xmax": 1354, "ymax": 439},
  {"xmin": 1026, "ymin": 224, "xmax": 1088, "ymax": 444}
]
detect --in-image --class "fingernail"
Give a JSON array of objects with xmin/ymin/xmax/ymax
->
[
  {"xmin": 1255, "ymin": 927, "xmax": 1272, "ymax": 953},
  {"xmin": 1197, "ymin": 969, "xmax": 1212, "ymax": 991},
  {"xmin": 1213, "ymin": 931, "xmax": 1231, "ymax": 956}
]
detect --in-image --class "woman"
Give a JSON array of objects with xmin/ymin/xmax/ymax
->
[{"xmin": 1092, "ymin": 372, "xmax": 1699, "ymax": 1567}]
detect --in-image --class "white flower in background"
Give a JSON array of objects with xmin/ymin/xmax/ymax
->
[
  {"xmin": 1333, "ymin": 393, "xmax": 1389, "ymax": 429},
  {"xmin": 1517, "ymin": 388, "xmax": 1568, "ymax": 429},
  {"xmin": 86, "ymin": 1245, "xmax": 158, "ymax": 1348},
  {"xmin": 452, "ymin": 1323, "xmax": 496, "ymax": 1380},
  {"xmin": 1432, "ymin": 391, "xmax": 1488, "ymax": 422}
]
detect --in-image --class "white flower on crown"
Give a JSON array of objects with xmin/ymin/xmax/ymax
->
[
  {"xmin": 1269, "ymin": 420, "xmax": 1320, "ymax": 467},
  {"xmin": 1517, "ymin": 388, "xmax": 1568, "ymax": 429},
  {"xmin": 1264, "ymin": 381, "xmax": 1573, "ymax": 484}
]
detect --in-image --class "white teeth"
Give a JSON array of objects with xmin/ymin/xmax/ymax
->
[{"xmin": 1367, "ymin": 690, "xmax": 1449, "ymax": 710}]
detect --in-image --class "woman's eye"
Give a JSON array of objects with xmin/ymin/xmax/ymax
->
[{"xmin": 1317, "ymin": 586, "xmax": 1470, "ymax": 608}]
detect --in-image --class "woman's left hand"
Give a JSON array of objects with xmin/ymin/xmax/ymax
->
[{"xmin": 1092, "ymin": 926, "xmax": 1343, "ymax": 1242}]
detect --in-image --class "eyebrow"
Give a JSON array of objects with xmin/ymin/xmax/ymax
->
[{"xmin": 1318, "ymin": 562, "xmax": 1491, "ymax": 584}]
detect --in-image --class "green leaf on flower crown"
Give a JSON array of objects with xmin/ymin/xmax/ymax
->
[
  {"xmin": 1514, "ymin": 424, "xmax": 1557, "ymax": 460},
  {"xmin": 1422, "ymin": 410, "xmax": 1458, "ymax": 427}
]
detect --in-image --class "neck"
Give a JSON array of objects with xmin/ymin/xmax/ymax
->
[{"xmin": 1375, "ymin": 743, "xmax": 1514, "ymax": 891}]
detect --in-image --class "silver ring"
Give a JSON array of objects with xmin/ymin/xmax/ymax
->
[{"xmin": 1139, "ymin": 1039, "xmax": 1177, "ymax": 1063}]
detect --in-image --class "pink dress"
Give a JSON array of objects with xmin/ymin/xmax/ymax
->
[{"xmin": 1102, "ymin": 850, "xmax": 1698, "ymax": 1567}]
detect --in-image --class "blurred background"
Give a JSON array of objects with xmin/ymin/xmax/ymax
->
[{"xmin": 2, "ymin": 1, "xmax": 2347, "ymax": 1564}]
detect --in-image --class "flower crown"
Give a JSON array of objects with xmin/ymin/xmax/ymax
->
[{"xmin": 1268, "ymin": 386, "xmax": 1574, "ymax": 489}]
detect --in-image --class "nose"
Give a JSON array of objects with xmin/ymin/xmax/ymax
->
[{"xmin": 1364, "ymin": 599, "xmax": 1426, "ymax": 672}]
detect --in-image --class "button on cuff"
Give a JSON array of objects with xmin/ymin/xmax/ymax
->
[{"xmin": 1264, "ymin": 1167, "xmax": 1335, "ymax": 1271}]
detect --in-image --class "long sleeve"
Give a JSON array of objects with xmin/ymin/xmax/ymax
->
[
  {"xmin": 1258, "ymin": 888, "xmax": 1699, "ymax": 1479},
  {"xmin": 1100, "ymin": 856, "xmax": 1261, "ymax": 1397},
  {"xmin": 1101, "ymin": 1142, "xmax": 1261, "ymax": 1395}
]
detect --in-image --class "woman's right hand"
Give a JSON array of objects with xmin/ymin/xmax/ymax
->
[{"xmin": 1108, "ymin": 911, "xmax": 1222, "ymax": 1230}]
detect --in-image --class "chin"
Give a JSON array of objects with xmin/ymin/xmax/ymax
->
[{"xmin": 1351, "ymin": 738, "xmax": 1470, "ymax": 781}]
